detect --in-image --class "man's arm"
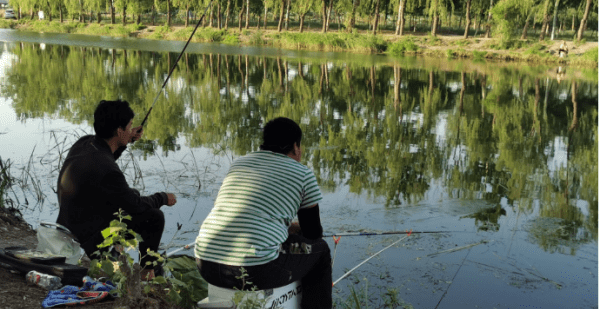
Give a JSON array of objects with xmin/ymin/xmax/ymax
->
[
  {"xmin": 101, "ymin": 170, "xmax": 168, "ymax": 215},
  {"xmin": 297, "ymin": 204, "xmax": 323, "ymax": 240}
]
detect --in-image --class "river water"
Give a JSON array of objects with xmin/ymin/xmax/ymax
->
[{"xmin": 0, "ymin": 29, "xmax": 597, "ymax": 308}]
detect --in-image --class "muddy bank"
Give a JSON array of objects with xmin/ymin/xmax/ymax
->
[{"xmin": 0, "ymin": 208, "xmax": 114, "ymax": 309}]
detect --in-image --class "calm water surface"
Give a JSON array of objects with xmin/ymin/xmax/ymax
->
[{"xmin": 0, "ymin": 30, "xmax": 597, "ymax": 308}]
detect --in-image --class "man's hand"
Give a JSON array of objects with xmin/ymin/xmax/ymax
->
[
  {"xmin": 166, "ymin": 193, "xmax": 177, "ymax": 206},
  {"xmin": 288, "ymin": 221, "xmax": 301, "ymax": 235},
  {"xmin": 131, "ymin": 126, "xmax": 143, "ymax": 143}
]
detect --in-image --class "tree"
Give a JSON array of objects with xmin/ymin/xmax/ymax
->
[
  {"xmin": 550, "ymin": 0, "xmax": 560, "ymax": 39},
  {"xmin": 539, "ymin": 0, "xmax": 550, "ymax": 40},
  {"xmin": 155, "ymin": 0, "xmax": 172, "ymax": 26},
  {"xmin": 395, "ymin": 0, "xmax": 407, "ymax": 35},
  {"xmin": 463, "ymin": 0, "xmax": 472, "ymax": 38},
  {"xmin": 277, "ymin": 0, "xmax": 285, "ymax": 31},
  {"xmin": 372, "ymin": 0, "xmax": 381, "ymax": 34},
  {"xmin": 577, "ymin": 0, "xmax": 593, "ymax": 40},
  {"xmin": 294, "ymin": 0, "xmax": 316, "ymax": 32},
  {"xmin": 172, "ymin": 0, "xmax": 195, "ymax": 27}
]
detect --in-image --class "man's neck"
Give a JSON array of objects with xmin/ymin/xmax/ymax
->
[{"xmin": 103, "ymin": 137, "xmax": 120, "ymax": 154}]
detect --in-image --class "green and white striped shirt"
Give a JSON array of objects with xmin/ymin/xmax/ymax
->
[{"xmin": 195, "ymin": 150, "xmax": 323, "ymax": 266}]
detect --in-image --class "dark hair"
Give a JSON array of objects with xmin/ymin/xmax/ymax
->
[
  {"xmin": 93, "ymin": 100, "xmax": 134, "ymax": 139},
  {"xmin": 260, "ymin": 117, "xmax": 302, "ymax": 155}
]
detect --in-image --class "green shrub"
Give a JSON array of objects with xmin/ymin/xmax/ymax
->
[
  {"xmin": 0, "ymin": 19, "xmax": 15, "ymax": 29},
  {"xmin": 472, "ymin": 50, "xmax": 487, "ymax": 60},
  {"xmin": 249, "ymin": 31, "xmax": 264, "ymax": 45},
  {"xmin": 241, "ymin": 29, "xmax": 250, "ymax": 36},
  {"xmin": 223, "ymin": 33, "xmax": 240, "ymax": 45},
  {"xmin": 446, "ymin": 49, "xmax": 455, "ymax": 58},
  {"xmin": 126, "ymin": 23, "xmax": 145, "ymax": 32},
  {"xmin": 388, "ymin": 37, "xmax": 419, "ymax": 56},
  {"xmin": 195, "ymin": 28, "xmax": 227, "ymax": 42},
  {"xmin": 274, "ymin": 32, "xmax": 385, "ymax": 52}
]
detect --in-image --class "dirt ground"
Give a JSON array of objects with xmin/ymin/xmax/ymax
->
[{"xmin": 0, "ymin": 208, "xmax": 115, "ymax": 309}]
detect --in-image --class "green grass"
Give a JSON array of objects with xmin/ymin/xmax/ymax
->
[
  {"xmin": 273, "ymin": 32, "xmax": 386, "ymax": 52},
  {"xmin": 194, "ymin": 28, "xmax": 228, "ymax": 42},
  {"xmin": 472, "ymin": 50, "xmax": 487, "ymax": 60},
  {"xmin": 388, "ymin": 37, "xmax": 419, "ymax": 56},
  {"xmin": 223, "ymin": 33, "xmax": 240, "ymax": 45},
  {"xmin": 580, "ymin": 47, "xmax": 598, "ymax": 63}
]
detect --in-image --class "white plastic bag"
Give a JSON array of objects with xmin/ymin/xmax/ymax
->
[{"xmin": 36, "ymin": 222, "xmax": 82, "ymax": 265}]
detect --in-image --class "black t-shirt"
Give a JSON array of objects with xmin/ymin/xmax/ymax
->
[{"xmin": 56, "ymin": 135, "xmax": 167, "ymax": 244}]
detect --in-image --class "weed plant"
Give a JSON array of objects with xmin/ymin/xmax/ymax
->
[
  {"xmin": 388, "ymin": 37, "xmax": 419, "ymax": 56},
  {"xmin": 472, "ymin": 50, "xmax": 487, "ymax": 60},
  {"xmin": 87, "ymin": 209, "xmax": 209, "ymax": 308},
  {"xmin": 223, "ymin": 33, "xmax": 240, "ymax": 45},
  {"xmin": 194, "ymin": 28, "xmax": 228, "ymax": 42},
  {"xmin": 275, "ymin": 32, "xmax": 385, "ymax": 52}
]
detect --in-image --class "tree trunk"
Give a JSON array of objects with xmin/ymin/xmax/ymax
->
[
  {"xmin": 463, "ymin": 0, "xmax": 471, "ymax": 38},
  {"xmin": 322, "ymin": 0, "xmax": 327, "ymax": 32},
  {"xmin": 245, "ymin": 0, "xmax": 250, "ymax": 29},
  {"xmin": 264, "ymin": 3, "xmax": 267, "ymax": 28},
  {"xmin": 521, "ymin": 13, "xmax": 531, "ymax": 39},
  {"xmin": 225, "ymin": 0, "xmax": 231, "ymax": 29},
  {"xmin": 348, "ymin": 0, "xmax": 358, "ymax": 33},
  {"xmin": 395, "ymin": 0, "xmax": 406, "ymax": 35},
  {"xmin": 485, "ymin": 0, "xmax": 493, "ymax": 38},
  {"xmin": 432, "ymin": 14, "xmax": 439, "ymax": 36},
  {"xmin": 97, "ymin": 12, "xmax": 101, "ymax": 23},
  {"xmin": 110, "ymin": 2, "xmax": 115, "ymax": 24},
  {"xmin": 218, "ymin": 3, "xmax": 222, "ymax": 29},
  {"xmin": 571, "ymin": 13, "xmax": 575, "ymax": 31},
  {"xmin": 60, "ymin": 6, "xmax": 63, "ymax": 23},
  {"xmin": 373, "ymin": 0, "xmax": 381, "ymax": 34},
  {"xmin": 209, "ymin": 5, "xmax": 214, "ymax": 27},
  {"xmin": 300, "ymin": 13, "xmax": 307, "ymax": 32},
  {"xmin": 152, "ymin": 5, "xmax": 155, "ymax": 25},
  {"xmin": 185, "ymin": 5, "xmax": 189, "ymax": 27},
  {"xmin": 577, "ymin": 0, "xmax": 592, "ymax": 40},
  {"xmin": 278, "ymin": 0, "xmax": 285, "ymax": 32},
  {"xmin": 167, "ymin": 0, "xmax": 171, "ymax": 26},
  {"xmin": 285, "ymin": 0, "xmax": 290, "ymax": 30},
  {"xmin": 539, "ymin": 0, "xmax": 550, "ymax": 40},
  {"xmin": 550, "ymin": 0, "xmax": 560, "ymax": 40},
  {"xmin": 238, "ymin": 3, "xmax": 245, "ymax": 31},
  {"xmin": 257, "ymin": 13, "xmax": 261, "ymax": 29},
  {"xmin": 326, "ymin": 0, "xmax": 333, "ymax": 32},
  {"xmin": 122, "ymin": 5, "xmax": 126, "ymax": 25}
]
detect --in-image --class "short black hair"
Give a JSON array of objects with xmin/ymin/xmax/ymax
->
[
  {"xmin": 260, "ymin": 117, "xmax": 302, "ymax": 155},
  {"xmin": 93, "ymin": 100, "xmax": 134, "ymax": 139}
]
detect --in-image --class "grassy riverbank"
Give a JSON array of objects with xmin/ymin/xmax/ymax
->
[{"xmin": 0, "ymin": 19, "xmax": 597, "ymax": 67}]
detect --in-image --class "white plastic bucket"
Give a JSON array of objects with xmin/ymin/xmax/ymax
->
[{"xmin": 197, "ymin": 280, "xmax": 301, "ymax": 309}]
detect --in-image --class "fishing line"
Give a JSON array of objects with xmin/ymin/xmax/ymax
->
[
  {"xmin": 139, "ymin": 0, "xmax": 215, "ymax": 129},
  {"xmin": 332, "ymin": 231, "xmax": 412, "ymax": 286},
  {"xmin": 434, "ymin": 246, "xmax": 473, "ymax": 309}
]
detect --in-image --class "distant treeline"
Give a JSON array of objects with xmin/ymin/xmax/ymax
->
[{"xmin": 6, "ymin": 0, "xmax": 598, "ymax": 41}]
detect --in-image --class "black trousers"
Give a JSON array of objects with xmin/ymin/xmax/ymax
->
[
  {"xmin": 80, "ymin": 208, "xmax": 165, "ymax": 269},
  {"xmin": 197, "ymin": 234, "xmax": 332, "ymax": 309}
]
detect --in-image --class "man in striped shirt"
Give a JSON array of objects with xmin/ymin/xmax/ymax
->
[{"xmin": 195, "ymin": 117, "xmax": 331, "ymax": 308}]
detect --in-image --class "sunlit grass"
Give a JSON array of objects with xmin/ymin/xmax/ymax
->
[{"xmin": 270, "ymin": 32, "xmax": 386, "ymax": 53}]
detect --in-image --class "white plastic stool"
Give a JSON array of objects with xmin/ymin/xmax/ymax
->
[{"xmin": 197, "ymin": 280, "xmax": 301, "ymax": 309}]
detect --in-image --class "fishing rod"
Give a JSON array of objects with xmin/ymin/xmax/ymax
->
[
  {"xmin": 333, "ymin": 233, "xmax": 412, "ymax": 286},
  {"xmin": 138, "ymin": 0, "xmax": 215, "ymax": 129},
  {"xmin": 323, "ymin": 230, "xmax": 450, "ymax": 237},
  {"xmin": 165, "ymin": 230, "xmax": 452, "ymax": 257}
]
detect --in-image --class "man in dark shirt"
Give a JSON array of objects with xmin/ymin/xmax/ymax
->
[{"xmin": 56, "ymin": 100, "xmax": 177, "ymax": 280}]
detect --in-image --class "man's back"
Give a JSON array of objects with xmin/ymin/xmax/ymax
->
[
  {"xmin": 56, "ymin": 135, "xmax": 122, "ymax": 243},
  {"xmin": 195, "ymin": 150, "xmax": 322, "ymax": 266}
]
